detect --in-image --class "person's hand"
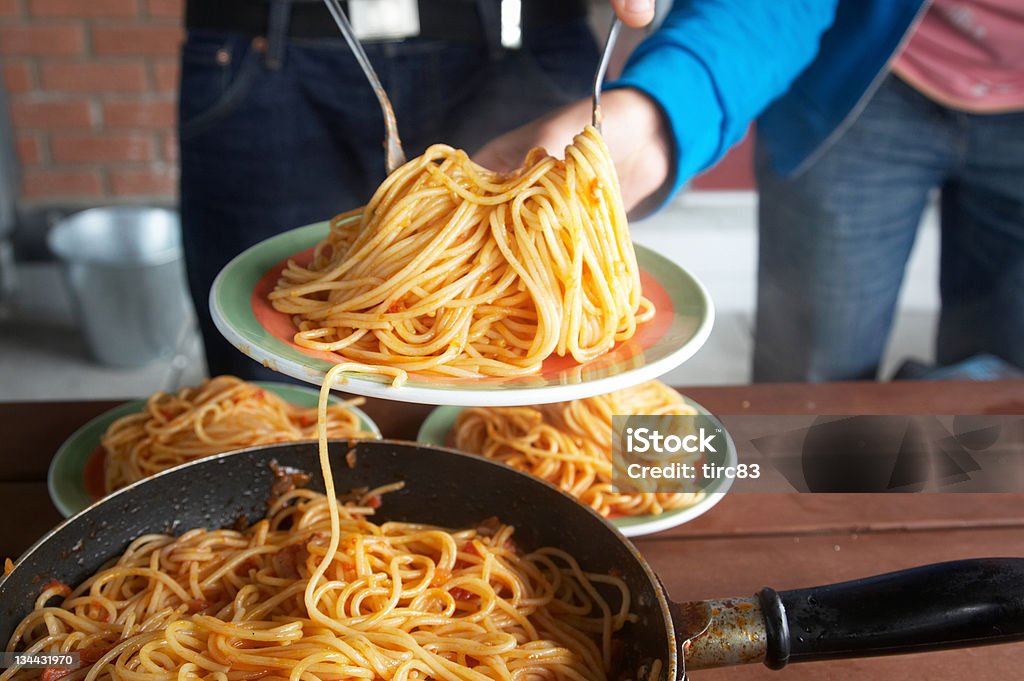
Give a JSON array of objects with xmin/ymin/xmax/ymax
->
[
  {"xmin": 611, "ymin": 0, "xmax": 655, "ymax": 28},
  {"xmin": 474, "ymin": 88, "xmax": 672, "ymax": 214}
]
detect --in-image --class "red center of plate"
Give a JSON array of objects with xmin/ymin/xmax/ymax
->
[{"xmin": 84, "ymin": 444, "xmax": 107, "ymax": 500}]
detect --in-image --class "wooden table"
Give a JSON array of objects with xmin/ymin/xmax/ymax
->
[{"xmin": 2, "ymin": 380, "xmax": 1023, "ymax": 679}]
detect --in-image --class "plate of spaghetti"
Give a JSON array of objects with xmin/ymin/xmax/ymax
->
[
  {"xmin": 417, "ymin": 380, "xmax": 735, "ymax": 537},
  {"xmin": 211, "ymin": 127, "xmax": 712, "ymax": 406},
  {"xmin": 47, "ymin": 376, "xmax": 379, "ymax": 517}
]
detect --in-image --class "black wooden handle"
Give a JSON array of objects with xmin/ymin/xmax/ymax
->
[{"xmin": 757, "ymin": 558, "xmax": 1024, "ymax": 669}]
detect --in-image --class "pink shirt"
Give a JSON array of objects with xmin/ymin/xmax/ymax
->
[{"xmin": 892, "ymin": 0, "xmax": 1024, "ymax": 113}]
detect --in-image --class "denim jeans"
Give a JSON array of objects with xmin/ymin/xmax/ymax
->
[
  {"xmin": 753, "ymin": 75, "xmax": 1024, "ymax": 382},
  {"xmin": 179, "ymin": 19, "xmax": 598, "ymax": 379}
]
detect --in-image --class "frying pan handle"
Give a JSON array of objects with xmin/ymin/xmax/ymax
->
[{"xmin": 758, "ymin": 558, "xmax": 1024, "ymax": 669}]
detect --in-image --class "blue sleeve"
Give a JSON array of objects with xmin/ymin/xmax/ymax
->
[{"xmin": 608, "ymin": 0, "xmax": 840, "ymax": 199}]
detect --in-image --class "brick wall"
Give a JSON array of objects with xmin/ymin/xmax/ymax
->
[{"xmin": 0, "ymin": 0, "xmax": 182, "ymax": 206}]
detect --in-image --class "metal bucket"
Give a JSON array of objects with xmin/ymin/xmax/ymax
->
[{"xmin": 47, "ymin": 206, "xmax": 189, "ymax": 367}]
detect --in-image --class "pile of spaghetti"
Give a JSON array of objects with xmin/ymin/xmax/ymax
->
[
  {"xmin": 455, "ymin": 380, "xmax": 704, "ymax": 518},
  {"xmin": 270, "ymin": 126, "xmax": 652, "ymax": 386},
  {"xmin": 4, "ymin": 364, "xmax": 635, "ymax": 681},
  {"xmin": 102, "ymin": 375, "xmax": 374, "ymax": 493}
]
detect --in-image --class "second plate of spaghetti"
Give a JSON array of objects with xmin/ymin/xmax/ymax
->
[
  {"xmin": 47, "ymin": 379, "xmax": 380, "ymax": 517},
  {"xmin": 416, "ymin": 382, "xmax": 736, "ymax": 537},
  {"xmin": 211, "ymin": 222, "xmax": 712, "ymax": 406}
]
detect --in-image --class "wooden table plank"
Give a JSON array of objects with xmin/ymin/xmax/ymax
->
[
  {"xmin": 670, "ymin": 493, "xmax": 1024, "ymax": 538},
  {"xmin": 680, "ymin": 380, "xmax": 1024, "ymax": 416},
  {"xmin": 0, "ymin": 401, "xmax": 118, "ymax": 480},
  {"xmin": 0, "ymin": 482, "xmax": 63, "ymax": 559},
  {"xmin": 694, "ymin": 643, "xmax": 1021, "ymax": 680},
  {"xmin": 636, "ymin": 527, "xmax": 1024, "ymax": 601}
]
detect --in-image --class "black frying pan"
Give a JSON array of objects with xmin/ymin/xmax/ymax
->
[{"xmin": 2, "ymin": 440, "xmax": 1023, "ymax": 679}]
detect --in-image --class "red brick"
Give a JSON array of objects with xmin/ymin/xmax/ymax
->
[
  {"xmin": 144, "ymin": 0, "xmax": 180, "ymax": 19},
  {"xmin": 22, "ymin": 168, "xmax": 102, "ymax": 199},
  {"xmin": 0, "ymin": 25, "xmax": 83, "ymax": 56},
  {"xmin": 161, "ymin": 131, "xmax": 177, "ymax": 162},
  {"xmin": 103, "ymin": 99, "xmax": 174, "ymax": 128},
  {"xmin": 30, "ymin": 0, "xmax": 135, "ymax": 18},
  {"xmin": 92, "ymin": 25, "xmax": 183, "ymax": 56},
  {"xmin": 51, "ymin": 132, "xmax": 153, "ymax": 163},
  {"xmin": 0, "ymin": 0, "xmax": 22, "ymax": 18},
  {"xmin": 10, "ymin": 99, "xmax": 92, "ymax": 128},
  {"xmin": 109, "ymin": 166, "xmax": 176, "ymax": 196},
  {"xmin": 15, "ymin": 134, "xmax": 43, "ymax": 165},
  {"xmin": 3, "ymin": 61, "xmax": 32, "ymax": 93},
  {"xmin": 40, "ymin": 61, "xmax": 146, "ymax": 92},
  {"xmin": 151, "ymin": 59, "xmax": 178, "ymax": 92}
]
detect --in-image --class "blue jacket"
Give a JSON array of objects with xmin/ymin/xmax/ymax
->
[{"xmin": 609, "ymin": 0, "xmax": 928, "ymax": 198}]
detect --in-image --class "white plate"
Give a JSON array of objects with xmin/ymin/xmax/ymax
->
[
  {"xmin": 211, "ymin": 221, "xmax": 713, "ymax": 407},
  {"xmin": 416, "ymin": 399, "xmax": 736, "ymax": 537}
]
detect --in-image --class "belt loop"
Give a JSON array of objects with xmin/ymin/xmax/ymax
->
[
  {"xmin": 265, "ymin": 0, "xmax": 292, "ymax": 70},
  {"xmin": 475, "ymin": 0, "xmax": 504, "ymax": 60}
]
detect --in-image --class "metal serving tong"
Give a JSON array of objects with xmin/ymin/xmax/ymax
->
[
  {"xmin": 322, "ymin": 0, "xmax": 407, "ymax": 174},
  {"xmin": 592, "ymin": 17, "xmax": 623, "ymax": 132}
]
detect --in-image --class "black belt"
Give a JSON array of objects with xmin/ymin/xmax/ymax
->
[{"xmin": 185, "ymin": 0, "xmax": 588, "ymax": 42}]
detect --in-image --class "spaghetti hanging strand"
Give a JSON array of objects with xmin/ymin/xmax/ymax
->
[{"xmin": 270, "ymin": 126, "xmax": 653, "ymax": 386}]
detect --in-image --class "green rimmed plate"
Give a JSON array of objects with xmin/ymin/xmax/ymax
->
[
  {"xmin": 211, "ymin": 221, "xmax": 714, "ymax": 406},
  {"xmin": 416, "ymin": 397, "xmax": 736, "ymax": 538},
  {"xmin": 47, "ymin": 381, "xmax": 381, "ymax": 518}
]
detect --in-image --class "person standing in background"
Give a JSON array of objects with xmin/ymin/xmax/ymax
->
[
  {"xmin": 479, "ymin": 0, "xmax": 1024, "ymax": 382},
  {"xmin": 179, "ymin": 0, "xmax": 610, "ymax": 379}
]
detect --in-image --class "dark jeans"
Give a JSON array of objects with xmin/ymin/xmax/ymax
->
[
  {"xmin": 179, "ymin": 20, "xmax": 598, "ymax": 379},
  {"xmin": 754, "ymin": 75, "xmax": 1024, "ymax": 382}
]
